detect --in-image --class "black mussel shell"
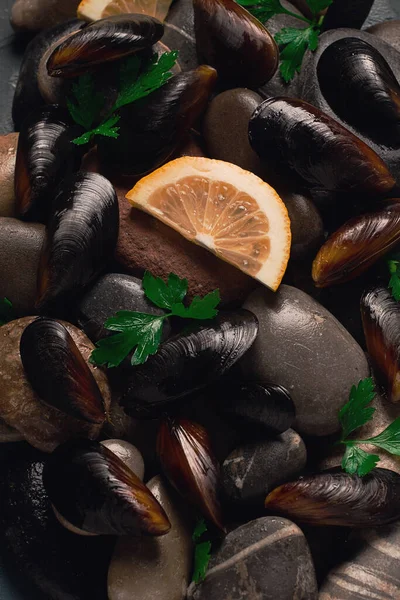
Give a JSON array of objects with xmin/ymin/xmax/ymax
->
[
  {"xmin": 157, "ymin": 417, "xmax": 224, "ymax": 530},
  {"xmin": 12, "ymin": 19, "xmax": 84, "ymax": 130},
  {"xmin": 214, "ymin": 380, "xmax": 296, "ymax": 435},
  {"xmin": 312, "ymin": 202, "xmax": 400, "ymax": 287},
  {"xmin": 43, "ymin": 439, "xmax": 171, "ymax": 536},
  {"xmin": 361, "ymin": 286, "xmax": 400, "ymax": 403},
  {"xmin": 98, "ymin": 64, "xmax": 217, "ymax": 177},
  {"xmin": 321, "ymin": 0, "xmax": 374, "ymax": 31},
  {"xmin": 193, "ymin": 0, "xmax": 278, "ymax": 88},
  {"xmin": 47, "ymin": 15, "xmax": 164, "ymax": 77},
  {"xmin": 20, "ymin": 317, "xmax": 106, "ymax": 424},
  {"xmin": 265, "ymin": 468, "xmax": 400, "ymax": 527},
  {"xmin": 318, "ymin": 38, "xmax": 400, "ymax": 149},
  {"xmin": 36, "ymin": 171, "xmax": 119, "ymax": 312},
  {"xmin": 15, "ymin": 105, "xmax": 82, "ymax": 222},
  {"xmin": 122, "ymin": 310, "xmax": 259, "ymax": 418},
  {"xmin": 249, "ymin": 97, "xmax": 396, "ymax": 198}
]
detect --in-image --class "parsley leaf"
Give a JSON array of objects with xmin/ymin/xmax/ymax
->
[
  {"xmin": 90, "ymin": 272, "xmax": 220, "ymax": 368},
  {"xmin": 365, "ymin": 417, "xmax": 400, "ymax": 455},
  {"xmin": 236, "ymin": 0, "xmax": 311, "ymax": 23},
  {"xmin": 72, "ymin": 114, "xmax": 120, "ymax": 146},
  {"xmin": 388, "ymin": 258, "xmax": 400, "ymax": 301},
  {"xmin": 276, "ymin": 26, "xmax": 319, "ymax": 82},
  {"xmin": 193, "ymin": 542, "xmax": 212, "ymax": 584},
  {"xmin": 339, "ymin": 378, "xmax": 376, "ymax": 440},
  {"xmin": 66, "ymin": 74, "xmax": 103, "ymax": 130},
  {"xmin": 192, "ymin": 518, "xmax": 208, "ymax": 542},
  {"xmin": 342, "ymin": 445, "xmax": 379, "ymax": 477},
  {"xmin": 307, "ymin": 0, "xmax": 332, "ymax": 15},
  {"xmin": 0, "ymin": 298, "xmax": 14, "ymax": 326}
]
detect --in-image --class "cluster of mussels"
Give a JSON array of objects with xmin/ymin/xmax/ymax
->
[{"xmin": 2, "ymin": 0, "xmax": 400, "ymax": 599}]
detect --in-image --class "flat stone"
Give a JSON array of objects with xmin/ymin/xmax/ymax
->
[
  {"xmin": 187, "ymin": 516, "xmax": 318, "ymax": 600},
  {"xmin": 108, "ymin": 475, "xmax": 192, "ymax": 600},
  {"xmin": 101, "ymin": 439, "xmax": 145, "ymax": 480},
  {"xmin": 0, "ymin": 133, "xmax": 17, "ymax": 217},
  {"xmin": 0, "ymin": 217, "xmax": 45, "ymax": 314},
  {"xmin": 115, "ymin": 183, "xmax": 255, "ymax": 306},
  {"xmin": 203, "ymin": 89, "xmax": 265, "ymax": 177},
  {"xmin": 222, "ymin": 429, "xmax": 306, "ymax": 506},
  {"xmin": 242, "ymin": 285, "xmax": 370, "ymax": 436},
  {"xmin": 367, "ymin": 19, "xmax": 400, "ymax": 53}
]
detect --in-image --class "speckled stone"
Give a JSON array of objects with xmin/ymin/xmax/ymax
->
[
  {"xmin": 101, "ymin": 440, "xmax": 145, "ymax": 480},
  {"xmin": 11, "ymin": 0, "xmax": 81, "ymax": 31},
  {"xmin": 222, "ymin": 429, "xmax": 306, "ymax": 506},
  {"xmin": 0, "ymin": 133, "xmax": 17, "ymax": 217},
  {"xmin": 367, "ymin": 19, "xmax": 400, "ymax": 53},
  {"xmin": 242, "ymin": 285, "xmax": 370, "ymax": 436},
  {"xmin": 0, "ymin": 217, "xmax": 45, "ymax": 314},
  {"xmin": 187, "ymin": 516, "xmax": 318, "ymax": 600},
  {"xmin": 203, "ymin": 89, "xmax": 265, "ymax": 177},
  {"xmin": 320, "ymin": 522, "xmax": 400, "ymax": 599},
  {"xmin": 108, "ymin": 475, "xmax": 192, "ymax": 600}
]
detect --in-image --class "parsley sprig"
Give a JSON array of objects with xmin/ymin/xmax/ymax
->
[
  {"xmin": 0, "ymin": 298, "xmax": 14, "ymax": 326},
  {"xmin": 90, "ymin": 271, "xmax": 220, "ymax": 368},
  {"xmin": 339, "ymin": 378, "xmax": 400, "ymax": 477},
  {"xmin": 192, "ymin": 518, "xmax": 212, "ymax": 584},
  {"xmin": 388, "ymin": 255, "xmax": 400, "ymax": 301},
  {"xmin": 68, "ymin": 51, "xmax": 178, "ymax": 146},
  {"xmin": 236, "ymin": 0, "xmax": 332, "ymax": 82}
]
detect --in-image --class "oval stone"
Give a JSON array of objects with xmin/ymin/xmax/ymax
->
[
  {"xmin": 101, "ymin": 439, "xmax": 145, "ymax": 481},
  {"xmin": 0, "ymin": 133, "xmax": 17, "ymax": 217}
]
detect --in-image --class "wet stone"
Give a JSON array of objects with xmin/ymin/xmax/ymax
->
[
  {"xmin": 101, "ymin": 439, "xmax": 145, "ymax": 480},
  {"xmin": 0, "ymin": 133, "xmax": 18, "ymax": 217},
  {"xmin": 280, "ymin": 190, "xmax": 324, "ymax": 260}
]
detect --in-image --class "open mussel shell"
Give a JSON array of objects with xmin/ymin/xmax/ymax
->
[
  {"xmin": 47, "ymin": 15, "xmax": 164, "ymax": 77},
  {"xmin": 321, "ymin": 0, "xmax": 374, "ymax": 31},
  {"xmin": 157, "ymin": 417, "xmax": 224, "ymax": 530},
  {"xmin": 214, "ymin": 380, "xmax": 296, "ymax": 435},
  {"xmin": 43, "ymin": 439, "xmax": 171, "ymax": 536},
  {"xmin": 98, "ymin": 64, "xmax": 217, "ymax": 177},
  {"xmin": 20, "ymin": 317, "xmax": 106, "ymax": 424},
  {"xmin": 249, "ymin": 97, "xmax": 396, "ymax": 198},
  {"xmin": 317, "ymin": 38, "xmax": 400, "ymax": 149},
  {"xmin": 312, "ymin": 202, "xmax": 400, "ymax": 287},
  {"xmin": 121, "ymin": 310, "xmax": 259, "ymax": 418},
  {"xmin": 265, "ymin": 468, "xmax": 400, "ymax": 527},
  {"xmin": 15, "ymin": 105, "xmax": 82, "ymax": 222},
  {"xmin": 36, "ymin": 171, "xmax": 119, "ymax": 312},
  {"xmin": 361, "ymin": 287, "xmax": 400, "ymax": 403},
  {"xmin": 193, "ymin": 0, "xmax": 278, "ymax": 88}
]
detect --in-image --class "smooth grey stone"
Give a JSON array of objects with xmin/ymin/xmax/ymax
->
[
  {"xmin": 222, "ymin": 429, "xmax": 306, "ymax": 506},
  {"xmin": 203, "ymin": 89, "xmax": 265, "ymax": 177},
  {"xmin": 320, "ymin": 522, "xmax": 400, "ymax": 599},
  {"xmin": 241, "ymin": 285, "xmax": 370, "ymax": 436},
  {"xmin": 367, "ymin": 19, "xmax": 400, "ymax": 52},
  {"xmin": 77, "ymin": 273, "xmax": 169, "ymax": 343},
  {"xmin": 280, "ymin": 190, "xmax": 324, "ymax": 260},
  {"xmin": 163, "ymin": 0, "xmax": 198, "ymax": 71},
  {"xmin": 187, "ymin": 516, "xmax": 318, "ymax": 600},
  {"xmin": 108, "ymin": 475, "xmax": 192, "ymax": 600},
  {"xmin": 0, "ymin": 217, "xmax": 45, "ymax": 314},
  {"xmin": 101, "ymin": 440, "xmax": 145, "ymax": 480},
  {"xmin": 365, "ymin": 0, "xmax": 400, "ymax": 27}
]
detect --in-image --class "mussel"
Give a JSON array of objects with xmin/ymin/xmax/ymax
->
[
  {"xmin": 321, "ymin": 0, "xmax": 374, "ymax": 31},
  {"xmin": 157, "ymin": 417, "xmax": 223, "ymax": 530},
  {"xmin": 15, "ymin": 105, "xmax": 82, "ymax": 222},
  {"xmin": 36, "ymin": 171, "xmax": 119, "ymax": 312},
  {"xmin": 265, "ymin": 468, "xmax": 400, "ymax": 527},
  {"xmin": 317, "ymin": 38, "xmax": 400, "ymax": 148},
  {"xmin": 47, "ymin": 15, "xmax": 164, "ymax": 77},
  {"xmin": 20, "ymin": 318, "xmax": 106, "ymax": 424},
  {"xmin": 121, "ymin": 310, "xmax": 259, "ymax": 417},
  {"xmin": 43, "ymin": 439, "xmax": 171, "ymax": 536},
  {"xmin": 312, "ymin": 202, "xmax": 400, "ymax": 287},
  {"xmin": 98, "ymin": 65, "xmax": 217, "ymax": 177},
  {"xmin": 249, "ymin": 97, "xmax": 396, "ymax": 197},
  {"xmin": 193, "ymin": 0, "xmax": 278, "ymax": 88},
  {"xmin": 361, "ymin": 287, "xmax": 400, "ymax": 403}
]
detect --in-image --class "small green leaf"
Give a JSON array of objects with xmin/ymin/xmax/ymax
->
[
  {"xmin": 235, "ymin": 0, "xmax": 285, "ymax": 20},
  {"xmin": 192, "ymin": 541, "xmax": 212, "ymax": 584},
  {"xmin": 307, "ymin": 0, "xmax": 332, "ymax": 16},
  {"xmin": 171, "ymin": 290, "xmax": 220, "ymax": 320},
  {"xmin": 142, "ymin": 271, "xmax": 188, "ymax": 310},
  {"xmin": 365, "ymin": 417, "xmax": 400, "ymax": 455},
  {"xmin": 90, "ymin": 330, "xmax": 139, "ymax": 368},
  {"xmin": 339, "ymin": 377, "xmax": 376, "ymax": 440},
  {"xmin": 342, "ymin": 445, "xmax": 380, "ymax": 477},
  {"xmin": 0, "ymin": 297, "xmax": 14, "ymax": 326},
  {"xmin": 67, "ymin": 73, "xmax": 104, "ymax": 130},
  {"xmin": 130, "ymin": 317, "xmax": 164, "ymax": 365},
  {"xmin": 192, "ymin": 518, "xmax": 208, "ymax": 542},
  {"xmin": 388, "ymin": 259, "xmax": 400, "ymax": 301},
  {"xmin": 275, "ymin": 26, "xmax": 319, "ymax": 83}
]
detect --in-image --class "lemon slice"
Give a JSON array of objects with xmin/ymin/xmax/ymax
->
[
  {"xmin": 77, "ymin": 0, "xmax": 172, "ymax": 21},
  {"xmin": 126, "ymin": 157, "xmax": 291, "ymax": 291}
]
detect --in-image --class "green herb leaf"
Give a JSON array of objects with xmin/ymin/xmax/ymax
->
[
  {"xmin": 342, "ymin": 445, "xmax": 380, "ymax": 477},
  {"xmin": 171, "ymin": 290, "xmax": 221, "ymax": 320},
  {"xmin": 339, "ymin": 377, "xmax": 376, "ymax": 440},
  {"xmin": 192, "ymin": 518, "xmax": 208, "ymax": 542},
  {"xmin": 307, "ymin": 0, "xmax": 332, "ymax": 16},
  {"xmin": 388, "ymin": 258, "xmax": 400, "ymax": 301},
  {"xmin": 72, "ymin": 114, "xmax": 120, "ymax": 146},
  {"xmin": 275, "ymin": 26, "xmax": 319, "ymax": 82},
  {"xmin": 192, "ymin": 541, "xmax": 212, "ymax": 584},
  {"xmin": 90, "ymin": 330, "xmax": 140, "ymax": 368},
  {"xmin": 0, "ymin": 297, "xmax": 14, "ymax": 326},
  {"xmin": 236, "ymin": 0, "xmax": 311, "ymax": 23},
  {"xmin": 364, "ymin": 417, "xmax": 400, "ymax": 455},
  {"xmin": 142, "ymin": 271, "xmax": 188, "ymax": 311},
  {"xmin": 67, "ymin": 73, "xmax": 104, "ymax": 130}
]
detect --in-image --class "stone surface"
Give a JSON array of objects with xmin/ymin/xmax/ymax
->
[
  {"xmin": 0, "ymin": 317, "xmax": 111, "ymax": 452},
  {"xmin": 367, "ymin": 19, "xmax": 400, "ymax": 52},
  {"xmin": 0, "ymin": 132, "xmax": 17, "ymax": 216},
  {"xmin": 280, "ymin": 190, "xmax": 324, "ymax": 260},
  {"xmin": 187, "ymin": 516, "xmax": 318, "ymax": 600},
  {"xmin": 222, "ymin": 429, "xmax": 306, "ymax": 506},
  {"xmin": 320, "ymin": 522, "xmax": 400, "ymax": 599},
  {"xmin": 203, "ymin": 89, "xmax": 265, "ymax": 177},
  {"xmin": 0, "ymin": 217, "xmax": 44, "ymax": 314},
  {"xmin": 10, "ymin": 0, "xmax": 80, "ymax": 31},
  {"xmin": 242, "ymin": 285, "xmax": 370, "ymax": 436},
  {"xmin": 115, "ymin": 183, "xmax": 255, "ymax": 306},
  {"xmin": 101, "ymin": 439, "xmax": 145, "ymax": 480},
  {"xmin": 108, "ymin": 475, "xmax": 192, "ymax": 600}
]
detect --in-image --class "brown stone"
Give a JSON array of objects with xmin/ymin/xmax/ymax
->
[
  {"xmin": 0, "ymin": 317, "xmax": 111, "ymax": 452},
  {"xmin": 0, "ymin": 133, "xmax": 18, "ymax": 218},
  {"xmin": 11, "ymin": 0, "xmax": 81, "ymax": 31}
]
